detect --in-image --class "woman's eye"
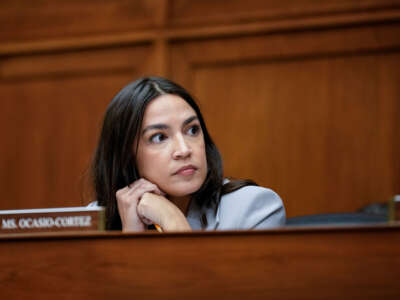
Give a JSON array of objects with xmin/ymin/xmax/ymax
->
[
  {"xmin": 187, "ymin": 125, "xmax": 200, "ymax": 136},
  {"xmin": 149, "ymin": 133, "xmax": 166, "ymax": 144}
]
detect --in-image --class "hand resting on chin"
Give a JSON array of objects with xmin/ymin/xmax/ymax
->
[{"xmin": 116, "ymin": 178, "xmax": 191, "ymax": 232}]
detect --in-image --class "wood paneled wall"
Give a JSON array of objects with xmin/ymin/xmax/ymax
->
[{"xmin": 1, "ymin": 0, "xmax": 399, "ymax": 217}]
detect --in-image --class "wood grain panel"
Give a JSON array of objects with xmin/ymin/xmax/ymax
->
[
  {"xmin": 169, "ymin": 0, "xmax": 400, "ymax": 27},
  {"xmin": 170, "ymin": 24, "xmax": 400, "ymax": 216},
  {"xmin": 170, "ymin": 23, "xmax": 400, "ymax": 89},
  {"xmin": 1, "ymin": 227, "xmax": 400, "ymax": 299},
  {"xmin": 1, "ymin": 0, "xmax": 399, "ymax": 217},
  {"xmin": 0, "ymin": 45, "xmax": 156, "ymax": 210},
  {"xmin": 0, "ymin": 0, "xmax": 164, "ymax": 43},
  {"xmin": 1, "ymin": 45, "xmax": 152, "ymax": 80}
]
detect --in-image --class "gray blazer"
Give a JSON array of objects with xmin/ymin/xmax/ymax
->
[{"xmin": 186, "ymin": 185, "xmax": 285, "ymax": 230}]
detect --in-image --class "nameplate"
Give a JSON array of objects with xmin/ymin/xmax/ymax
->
[{"xmin": 0, "ymin": 206, "xmax": 105, "ymax": 233}]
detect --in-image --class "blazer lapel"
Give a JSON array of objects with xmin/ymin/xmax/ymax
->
[{"xmin": 186, "ymin": 199, "xmax": 219, "ymax": 230}]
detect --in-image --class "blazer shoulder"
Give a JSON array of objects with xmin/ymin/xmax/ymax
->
[
  {"xmin": 217, "ymin": 185, "xmax": 285, "ymax": 230},
  {"xmin": 222, "ymin": 185, "xmax": 278, "ymax": 200}
]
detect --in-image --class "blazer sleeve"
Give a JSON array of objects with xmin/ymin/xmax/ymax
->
[{"xmin": 216, "ymin": 186, "xmax": 286, "ymax": 230}]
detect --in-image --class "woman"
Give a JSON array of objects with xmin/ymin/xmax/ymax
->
[{"xmin": 90, "ymin": 77, "xmax": 285, "ymax": 232}]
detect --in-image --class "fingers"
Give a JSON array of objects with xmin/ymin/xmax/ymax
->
[
  {"xmin": 116, "ymin": 179, "xmax": 161, "ymax": 202},
  {"xmin": 127, "ymin": 180, "xmax": 158, "ymax": 198},
  {"xmin": 115, "ymin": 178, "xmax": 164, "ymax": 232},
  {"xmin": 137, "ymin": 193, "xmax": 191, "ymax": 231},
  {"xmin": 128, "ymin": 178, "xmax": 163, "ymax": 196},
  {"xmin": 140, "ymin": 216, "xmax": 154, "ymax": 225},
  {"xmin": 136, "ymin": 193, "xmax": 168, "ymax": 227}
]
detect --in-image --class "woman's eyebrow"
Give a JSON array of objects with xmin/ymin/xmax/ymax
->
[
  {"xmin": 142, "ymin": 116, "xmax": 198, "ymax": 135},
  {"xmin": 183, "ymin": 116, "xmax": 198, "ymax": 127},
  {"xmin": 141, "ymin": 124, "xmax": 168, "ymax": 135}
]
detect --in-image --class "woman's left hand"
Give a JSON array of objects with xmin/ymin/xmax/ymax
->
[{"xmin": 137, "ymin": 192, "xmax": 192, "ymax": 232}]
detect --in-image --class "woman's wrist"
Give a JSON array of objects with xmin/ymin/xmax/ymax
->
[
  {"xmin": 160, "ymin": 207, "xmax": 191, "ymax": 231},
  {"xmin": 122, "ymin": 218, "xmax": 146, "ymax": 232}
]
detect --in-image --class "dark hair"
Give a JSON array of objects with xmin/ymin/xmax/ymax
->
[{"xmin": 91, "ymin": 77, "xmax": 255, "ymax": 229}]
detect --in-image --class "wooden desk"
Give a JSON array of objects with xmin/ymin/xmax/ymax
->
[{"xmin": 1, "ymin": 225, "xmax": 399, "ymax": 299}]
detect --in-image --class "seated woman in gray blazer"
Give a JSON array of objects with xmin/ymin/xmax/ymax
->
[{"xmin": 89, "ymin": 77, "xmax": 285, "ymax": 232}]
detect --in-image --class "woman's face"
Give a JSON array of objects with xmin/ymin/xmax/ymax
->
[{"xmin": 135, "ymin": 94, "xmax": 208, "ymax": 197}]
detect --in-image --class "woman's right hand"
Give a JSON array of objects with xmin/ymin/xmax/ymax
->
[{"xmin": 116, "ymin": 178, "xmax": 163, "ymax": 232}]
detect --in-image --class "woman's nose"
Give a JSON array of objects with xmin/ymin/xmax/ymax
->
[{"xmin": 172, "ymin": 134, "xmax": 192, "ymax": 159}]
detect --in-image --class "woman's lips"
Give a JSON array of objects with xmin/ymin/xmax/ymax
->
[{"xmin": 174, "ymin": 165, "xmax": 197, "ymax": 176}]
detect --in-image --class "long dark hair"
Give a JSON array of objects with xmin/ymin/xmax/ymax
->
[{"xmin": 91, "ymin": 77, "xmax": 255, "ymax": 229}]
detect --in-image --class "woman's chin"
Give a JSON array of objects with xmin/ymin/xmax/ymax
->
[{"xmin": 163, "ymin": 183, "xmax": 202, "ymax": 198}]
